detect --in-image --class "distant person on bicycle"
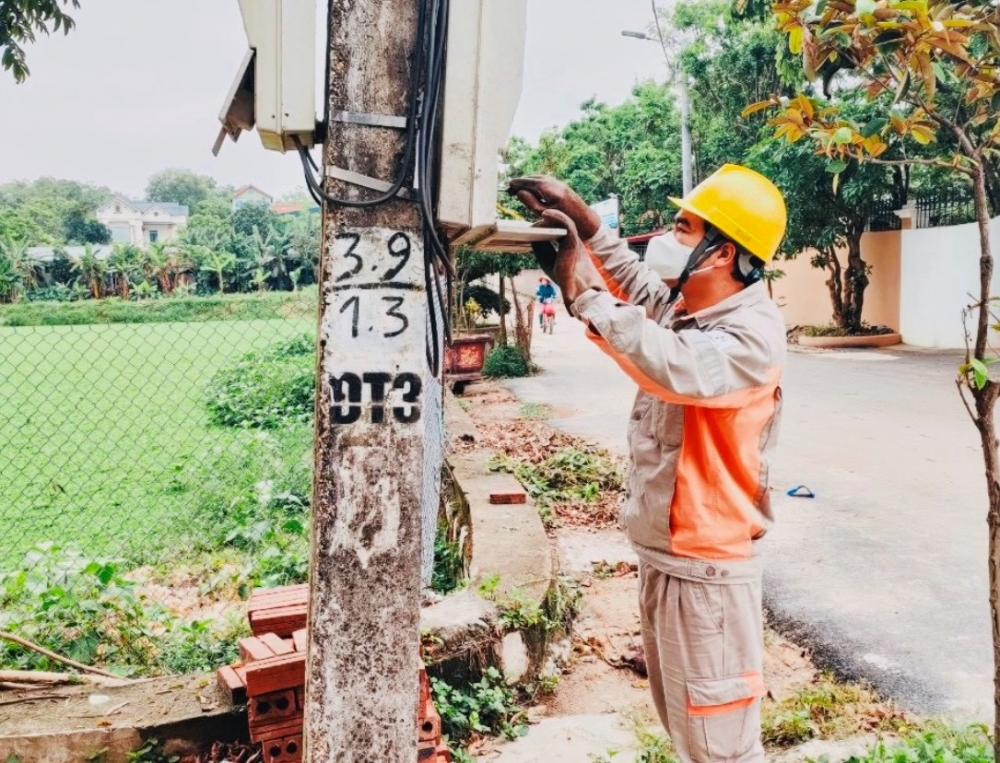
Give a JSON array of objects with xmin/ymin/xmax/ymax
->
[{"xmin": 536, "ymin": 277, "xmax": 557, "ymax": 329}]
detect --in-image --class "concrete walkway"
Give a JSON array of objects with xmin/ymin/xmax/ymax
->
[{"xmin": 504, "ymin": 307, "xmax": 992, "ymax": 722}]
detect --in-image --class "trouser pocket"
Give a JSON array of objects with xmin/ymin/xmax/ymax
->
[{"xmin": 686, "ymin": 674, "xmax": 764, "ymax": 762}]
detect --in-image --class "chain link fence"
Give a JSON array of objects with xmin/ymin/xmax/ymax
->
[{"xmin": 0, "ymin": 290, "xmax": 317, "ymax": 675}]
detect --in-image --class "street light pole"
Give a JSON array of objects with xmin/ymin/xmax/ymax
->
[{"xmin": 622, "ymin": 29, "xmax": 694, "ymax": 194}]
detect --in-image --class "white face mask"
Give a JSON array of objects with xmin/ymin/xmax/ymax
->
[{"xmin": 645, "ymin": 232, "xmax": 694, "ymax": 280}]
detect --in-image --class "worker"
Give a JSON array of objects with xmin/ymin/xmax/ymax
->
[{"xmin": 510, "ymin": 165, "xmax": 787, "ymax": 763}]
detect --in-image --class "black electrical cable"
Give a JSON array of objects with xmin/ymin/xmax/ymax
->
[
  {"xmin": 302, "ymin": 0, "xmax": 455, "ymax": 376},
  {"xmin": 295, "ymin": 0, "xmax": 428, "ymax": 208}
]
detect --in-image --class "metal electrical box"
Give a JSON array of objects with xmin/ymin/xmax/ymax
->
[
  {"xmin": 437, "ymin": 0, "xmax": 563, "ymax": 252},
  {"xmin": 215, "ymin": 0, "xmax": 317, "ymax": 154}
]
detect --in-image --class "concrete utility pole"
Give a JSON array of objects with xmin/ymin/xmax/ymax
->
[{"xmin": 306, "ymin": 0, "xmax": 441, "ymax": 759}]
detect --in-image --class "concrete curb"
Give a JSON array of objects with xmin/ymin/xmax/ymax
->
[
  {"xmin": 0, "ymin": 674, "xmax": 245, "ymax": 763},
  {"xmin": 421, "ymin": 391, "xmax": 560, "ymax": 687}
]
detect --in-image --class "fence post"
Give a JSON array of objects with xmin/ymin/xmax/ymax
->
[{"xmin": 305, "ymin": 0, "xmax": 439, "ymax": 759}]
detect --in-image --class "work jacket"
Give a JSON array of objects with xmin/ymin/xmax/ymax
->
[{"xmin": 571, "ymin": 226, "xmax": 786, "ymax": 565}]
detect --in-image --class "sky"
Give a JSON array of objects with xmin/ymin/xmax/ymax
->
[{"xmin": 0, "ymin": 0, "xmax": 667, "ymax": 199}]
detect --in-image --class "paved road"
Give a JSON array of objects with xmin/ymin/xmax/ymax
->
[{"xmin": 504, "ymin": 307, "xmax": 992, "ymax": 721}]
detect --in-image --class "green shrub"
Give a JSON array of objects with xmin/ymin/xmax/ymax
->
[
  {"xmin": 204, "ymin": 335, "xmax": 316, "ymax": 428},
  {"xmin": 0, "ymin": 543, "xmax": 250, "ymax": 676},
  {"xmin": 0, "ymin": 543, "xmax": 164, "ymax": 672},
  {"xmin": 0, "ymin": 287, "xmax": 315, "ymax": 326},
  {"xmin": 483, "ymin": 345, "xmax": 529, "ymax": 378},
  {"xmin": 157, "ymin": 615, "xmax": 246, "ymax": 675},
  {"xmin": 432, "ymin": 522, "xmax": 465, "ymax": 595},
  {"xmin": 431, "ymin": 667, "xmax": 527, "ymax": 746}
]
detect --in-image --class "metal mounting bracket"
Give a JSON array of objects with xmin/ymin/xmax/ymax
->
[
  {"xmin": 326, "ymin": 166, "xmax": 412, "ymax": 200},
  {"xmin": 330, "ymin": 110, "xmax": 408, "ymax": 130}
]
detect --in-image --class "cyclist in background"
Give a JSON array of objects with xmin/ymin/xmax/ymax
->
[{"xmin": 535, "ymin": 277, "xmax": 557, "ymax": 329}]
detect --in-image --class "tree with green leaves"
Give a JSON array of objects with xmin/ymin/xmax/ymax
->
[
  {"xmin": 0, "ymin": 177, "xmax": 114, "ymax": 245},
  {"xmin": 232, "ymin": 202, "xmax": 276, "ymax": 240},
  {"xmin": 63, "ymin": 205, "xmax": 110, "ymax": 245},
  {"xmin": 506, "ymin": 82, "xmax": 683, "ymax": 233},
  {"xmin": 286, "ymin": 212, "xmax": 320, "ymax": 288},
  {"xmin": 744, "ymin": 95, "xmax": 907, "ymax": 333},
  {"xmin": 145, "ymin": 169, "xmax": 220, "ymax": 213},
  {"xmin": 0, "ymin": 0, "xmax": 79, "ymax": 82},
  {"xmin": 761, "ymin": 0, "xmax": 1000, "ymax": 750},
  {"xmin": 143, "ymin": 241, "xmax": 189, "ymax": 296},
  {"xmin": 672, "ymin": 1, "xmax": 904, "ymax": 333}
]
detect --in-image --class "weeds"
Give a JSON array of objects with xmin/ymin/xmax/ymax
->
[
  {"xmin": 432, "ymin": 667, "xmax": 528, "ymax": 747},
  {"xmin": 432, "ymin": 522, "xmax": 466, "ymax": 595},
  {"xmin": 590, "ymin": 728, "xmax": 679, "ymax": 763},
  {"xmin": 490, "ymin": 447, "xmax": 623, "ymax": 528},
  {"xmin": 0, "ymin": 543, "xmax": 165, "ymax": 671},
  {"xmin": 518, "ymin": 402, "xmax": 552, "ymax": 420},
  {"xmin": 0, "ymin": 543, "xmax": 248, "ymax": 676},
  {"xmin": 830, "ymin": 724, "xmax": 994, "ymax": 763},
  {"xmin": 126, "ymin": 739, "xmax": 179, "ymax": 763},
  {"xmin": 156, "ymin": 614, "xmax": 247, "ymax": 675},
  {"xmin": 478, "ymin": 576, "xmax": 582, "ymax": 635},
  {"xmin": 762, "ymin": 673, "xmax": 910, "ymax": 747},
  {"xmin": 204, "ymin": 335, "xmax": 316, "ymax": 429}
]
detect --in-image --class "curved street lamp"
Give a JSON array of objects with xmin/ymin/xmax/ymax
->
[{"xmin": 621, "ymin": 25, "xmax": 693, "ymax": 195}]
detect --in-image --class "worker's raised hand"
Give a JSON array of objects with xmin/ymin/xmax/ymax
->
[
  {"xmin": 539, "ymin": 209, "xmax": 605, "ymax": 310},
  {"xmin": 508, "ymin": 176, "xmax": 602, "ymax": 241}
]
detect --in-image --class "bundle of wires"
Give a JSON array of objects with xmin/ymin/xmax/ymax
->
[{"xmin": 296, "ymin": 0, "xmax": 453, "ymax": 376}]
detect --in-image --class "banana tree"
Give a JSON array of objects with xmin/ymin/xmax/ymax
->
[
  {"xmin": 0, "ymin": 251, "xmax": 23, "ymax": 303},
  {"xmin": 73, "ymin": 243, "xmax": 107, "ymax": 299},
  {"xmin": 0, "ymin": 236, "xmax": 41, "ymax": 296},
  {"xmin": 198, "ymin": 249, "xmax": 236, "ymax": 295},
  {"xmin": 107, "ymin": 244, "xmax": 143, "ymax": 300}
]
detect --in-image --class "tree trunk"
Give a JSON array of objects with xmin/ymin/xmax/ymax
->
[
  {"xmin": 974, "ymin": 383, "xmax": 1000, "ymax": 760},
  {"xmin": 967, "ymin": 161, "xmax": 1000, "ymax": 757},
  {"xmin": 840, "ymin": 230, "xmax": 869, "ymax": 334},
  {"xmin": 509, "ymin": 276, "xmax": 531, "ymax": 364},
  {"xmin": 498, "ymin": 275, "xmax": 508, "ymax": 346},
  {"xmin": 823, "ymin": 249, "xmax": 846, "ymax": 328}
]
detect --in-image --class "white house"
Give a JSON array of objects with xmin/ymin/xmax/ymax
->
[
  {"xmin": 231, "ymin": 185, "xmax": 274, "ymax": 210},
  {"xmin": 96, "ymin": 198, "xmax": 189, "ymax": 247}
]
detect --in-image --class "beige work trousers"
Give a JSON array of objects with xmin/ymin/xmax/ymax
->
[{"xmin": 639, "ymin": 558, "xmax": 766, "ymax": 763}]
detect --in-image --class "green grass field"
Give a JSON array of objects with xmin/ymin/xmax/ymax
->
[{"xmin": 0, "ymin": 316, "xmax": 314, "ymax": 569}]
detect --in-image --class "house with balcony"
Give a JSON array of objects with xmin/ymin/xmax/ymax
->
[{"xmin": 96, "ymin": 198, "xmax": 189, "ymax": 247}]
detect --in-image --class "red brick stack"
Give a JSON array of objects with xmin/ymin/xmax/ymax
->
[
  {"xmin": 418, "ymin": 659, "xmax": 450, "ymax": 761},
  {"xmin": 216, "ymin": 584, "xmax": 451, "ymax": 762}
]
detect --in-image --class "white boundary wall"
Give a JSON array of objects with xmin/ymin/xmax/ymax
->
[{"xmin": 900, "ymin": 216, "xmax": 1000, "ymax": 348}]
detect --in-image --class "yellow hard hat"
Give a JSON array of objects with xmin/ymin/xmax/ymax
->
[{"xmin": 669, "ymin": 164, "xmax": 787, "ymax": 262}]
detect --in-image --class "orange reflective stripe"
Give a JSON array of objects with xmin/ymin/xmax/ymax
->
[
  {"xmin": 587, "ymin": 247, "xmax": 630, "ymax": 302},
  {"xmin": 585, "ymin": 327, "xmax": 780, "ymax": 409},
  {"xmin": 687, "ymin": 696, "xmax": 756, "ymax": 718},
  {"xmin": 585, "ymin": 327, "xmax": 779, "ymax": 561},
  {"xmin": 686, "ymin": 672, "xmax": 766, "ymax": 718}
]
